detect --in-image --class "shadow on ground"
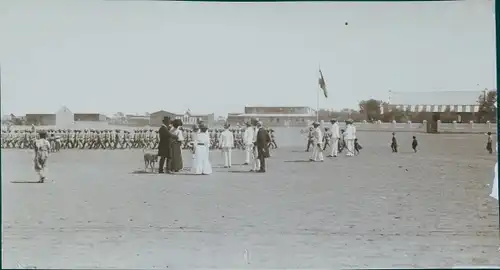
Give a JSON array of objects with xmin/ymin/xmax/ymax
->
[
  {"xmin": 130, "ymin": 170, "xmax": 157, "ymax": 174},
  {"xmin": 10, "ymin": 181, "xmax": 42, "ymax": 184},
  {"xmin": 226, "ymin": 170, "xmax": 257, "ymax": 174}
]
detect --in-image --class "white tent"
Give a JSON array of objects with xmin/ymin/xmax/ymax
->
[{"xmin": 56, "ymin": 106, "xmax": 74, "ymax": 129}]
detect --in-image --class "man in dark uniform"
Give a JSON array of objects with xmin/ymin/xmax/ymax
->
[
  {"xmin": 158, "ymin": 116, "xmax": 175, "ymax": 173},
  {"xmin": 255, "ymin": 121, "xmax": 271, "ymax": 173}
]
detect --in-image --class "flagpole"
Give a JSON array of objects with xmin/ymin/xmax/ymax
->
[
  {"xmin": 316, "ymin": 86, "xmax": 319, "ymax": 122},
  {"xmin": 317, "ymin": 63, "xmax": 320, "ymax": 122}
]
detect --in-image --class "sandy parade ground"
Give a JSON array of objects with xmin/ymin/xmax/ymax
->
[{"xmin": 2, "ymin": 131, "xmax": 499, "ymax": 268}]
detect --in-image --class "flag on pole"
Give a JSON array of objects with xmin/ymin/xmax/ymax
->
[{"xmin": 318, "ymin": 69, "xmax": 327, "ymax": 98}]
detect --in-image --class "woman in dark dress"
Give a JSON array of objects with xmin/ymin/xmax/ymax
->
[{"xmin": 170, "ymin": 119, "xmax": 184, "ymax": 172}]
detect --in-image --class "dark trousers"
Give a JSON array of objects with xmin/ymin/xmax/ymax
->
[
  {"xmin": 258, "ymin": 147, "xmax": 266, "ymax": 172},
  {"xmin": 391, "ymin": 143, "xmax": 398, "ymax": 153},
  {"xmin": 159, "ymin": 156, "xmax": 171, "ymax": 173},
  {"xmin": 306, "ymin": 139, "xmax": 313, "ymax": 151},
  {"xmin": 323, "ymin": 141, "xmax": 330, "ymax": 151},
  {"xmin": 487, "ymin": 142, "xmax": 493, "ymax": 154}
]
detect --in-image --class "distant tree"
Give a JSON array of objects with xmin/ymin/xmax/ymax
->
[
  {"xmin": 381, "ymin": 108, "xmax": 404, "ymax": 122},
  {"xmin": 477, "ymin": 90, "xmax": 497, "ymax": 122},
  {"xmin": 110, "ymin": 112, "xmax": 127, "ymax": 124},
  {"xmin": 359, "ymin": 99, "xmax": 382, "ymax": 121}
]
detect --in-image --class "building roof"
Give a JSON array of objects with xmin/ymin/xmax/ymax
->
[
  {"xmin": 229, "ymin": 113, "xmax": 316, "ymax": 118},
  {"xmin": 390, "ymin": 91, "xmax": 482, "ymax": 105},
  {"xmin": 150, "ymin": 110, "xmax": 176, "ymax": 116},
  {"xmin": 127, "ymin": 115, "xmax": 149, "ymax": 119},
  {"xmin": 73, "ymin": 113, "xmax": 105, "ymax": 115},
  {"xmin": 244, "ymin": 105, "xmax": 311, "ymax": 108},
  {"xmin": 25, "ymin": 113, "xmax": 55, "ymax": 116},
  {"xmin": 57, "ymin": 106, "xmax": 72, "ymax": 114},
  {"xmin": 382, "ymin": 104, "xmax": 480, "ymax": 114}
]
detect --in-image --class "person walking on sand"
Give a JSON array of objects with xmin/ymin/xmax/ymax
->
[
  {"xmin": 254, "ymin": 121, "xmax": 271, "ymax": 173},
  {"xmin": 485, "ymin": 132, "xmax": 493, "ymax": 154},
  {"xmin": 192, "ymin": 124, "xmax": 212, "ymax": 175},
  {"xmin": 158, "ymin": 117, "xmax": 177, "ymax": 174},
  {"xmin": 170, "ymin": 119, "xmax": 184, "ymax": 173},
  {"xmin": 34, "ymin": 130, "xmax": 51, "ymax": 183},
  {"xmin": 327, "ymin": 119, "xmax": 340, "ymax": 157},
  {"xmin": 243, "ymin": 122, "xmax": 255, "ymax": 165},
  {"xmin": 219, "ymin": 123, "xmax": 234, "ymax": 168},
  {"xmin": 344, "ymin": 119, "xmax": 356, "ymax": 157},
  {"xmin": 309, "ymin": 122, "xmax": 324, "ymax": 162}
]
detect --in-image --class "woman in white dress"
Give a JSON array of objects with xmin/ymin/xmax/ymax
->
[{"xmin": 192, "ymin": 125, "xmax": 212, "ymax": 175}]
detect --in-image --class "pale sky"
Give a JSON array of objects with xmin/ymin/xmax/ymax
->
[{"xmin": 0, "ymin": 0, "xmax": 496, "ymax": 117}]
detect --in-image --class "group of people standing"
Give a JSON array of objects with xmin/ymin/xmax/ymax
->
[
  {"xmin": 307, "ymin": 119, "xmax": 358, "ymax": 162},
  {"xmin": 25, "ymin": 117, "xmax": 500, "ymax": 201},
  {"xmin": 156, "ymin": 117, "xmax": 272, "ymax": 175}
]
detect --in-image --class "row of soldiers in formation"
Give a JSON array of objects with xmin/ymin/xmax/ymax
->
[{"xmin": 1, "ymin": 127, "xmax": 278, "ymax": 152}]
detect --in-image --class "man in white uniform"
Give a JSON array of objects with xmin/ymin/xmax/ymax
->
[
  {"xmin": 344, "ymin": 119, "xmax": 356, "ymax": 157},
  {"xmin": 243, "ymin": 122, "xmax": 255, "ymax": 165},
  {"xmin": 328, "ymin": 119, "xmax": 340, "ymax": 157},
  {"xmin": 219, "ymin": 123, "xmax": 234, "ymax": 168},
  {"xmin": 309, "ymin": 122, "xmax": 324, "ymax": 162}
]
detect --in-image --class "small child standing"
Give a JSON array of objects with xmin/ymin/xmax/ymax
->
[
  {"xmin": 486, "ymin": 132, "xmax": 493, "ymax": 154},
  {"xmin": 34, "ymin": 130, "xmax": 51, "ymax": 183},
  {"xmin": 391, "ymin": 132, "xmax": 398, "ymax": 153},
  {"xmin": 412, "ymin": 136, "xmax": 418, "ymax": 153},
  {"xmin": 354, "ymin": 138, "xmax": 362, "ymax": 155}
]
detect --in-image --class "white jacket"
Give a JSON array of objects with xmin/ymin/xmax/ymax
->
[
  {"xmin": 344, "ymin": 124, "xmax": 356, "ymax": 140},
  {"xmin": 243, "ymin": 127, "xmax": 255, "ymax": 145},
  {"xmin": 252, "ymin": 127, "xmax": 259, "ymax": 144},
  {"xmin": 219, "ymin": 129, "xmax": 234, "ymax": 148},
  {"xmin": 331, "ymin": 123, "xmax": 340, "ymax": 138},
  {"xmin": 313, "ymin": 127, "xmax": 323, "ymax": 144}
]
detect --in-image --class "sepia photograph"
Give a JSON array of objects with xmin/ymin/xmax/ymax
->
[{"xmin": 1, "ymin": 0, "xmax": 498, "ymax": 268}]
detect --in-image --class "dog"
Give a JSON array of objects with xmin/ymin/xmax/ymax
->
[{"xmin": 142, "ymin": 149, "xmax": 158, "ymax": 173}]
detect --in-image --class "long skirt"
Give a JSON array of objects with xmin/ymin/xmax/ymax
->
[
  {"xmin": 490, "ymin": 162, "xmax": 498, "ymax": 200},
  {"xmin": 192, "ymin": 145, "xmax": 212, "ymax": 175},
  {"xmin": 170, "ymin": 142, "xmax": 183, "ymax": 172}
]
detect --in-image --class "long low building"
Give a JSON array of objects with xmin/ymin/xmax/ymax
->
[
  {"xmin": 25, "ymin": 113, "xmax": 56, "ymax": 126},
  {"xmin": 227, "ymin": 106, "xmax": 317, "ymax": 127},
  {"xmin": 149, "ymin": 110, "xmax": 215, "ymax": 127},
  {"xmin": 381, "ymin": 104, "xmax": 480, "ymax": 113},
  {"xmin": 380, "ymin": 90, "xmax": 486, "ymax": 123}
]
